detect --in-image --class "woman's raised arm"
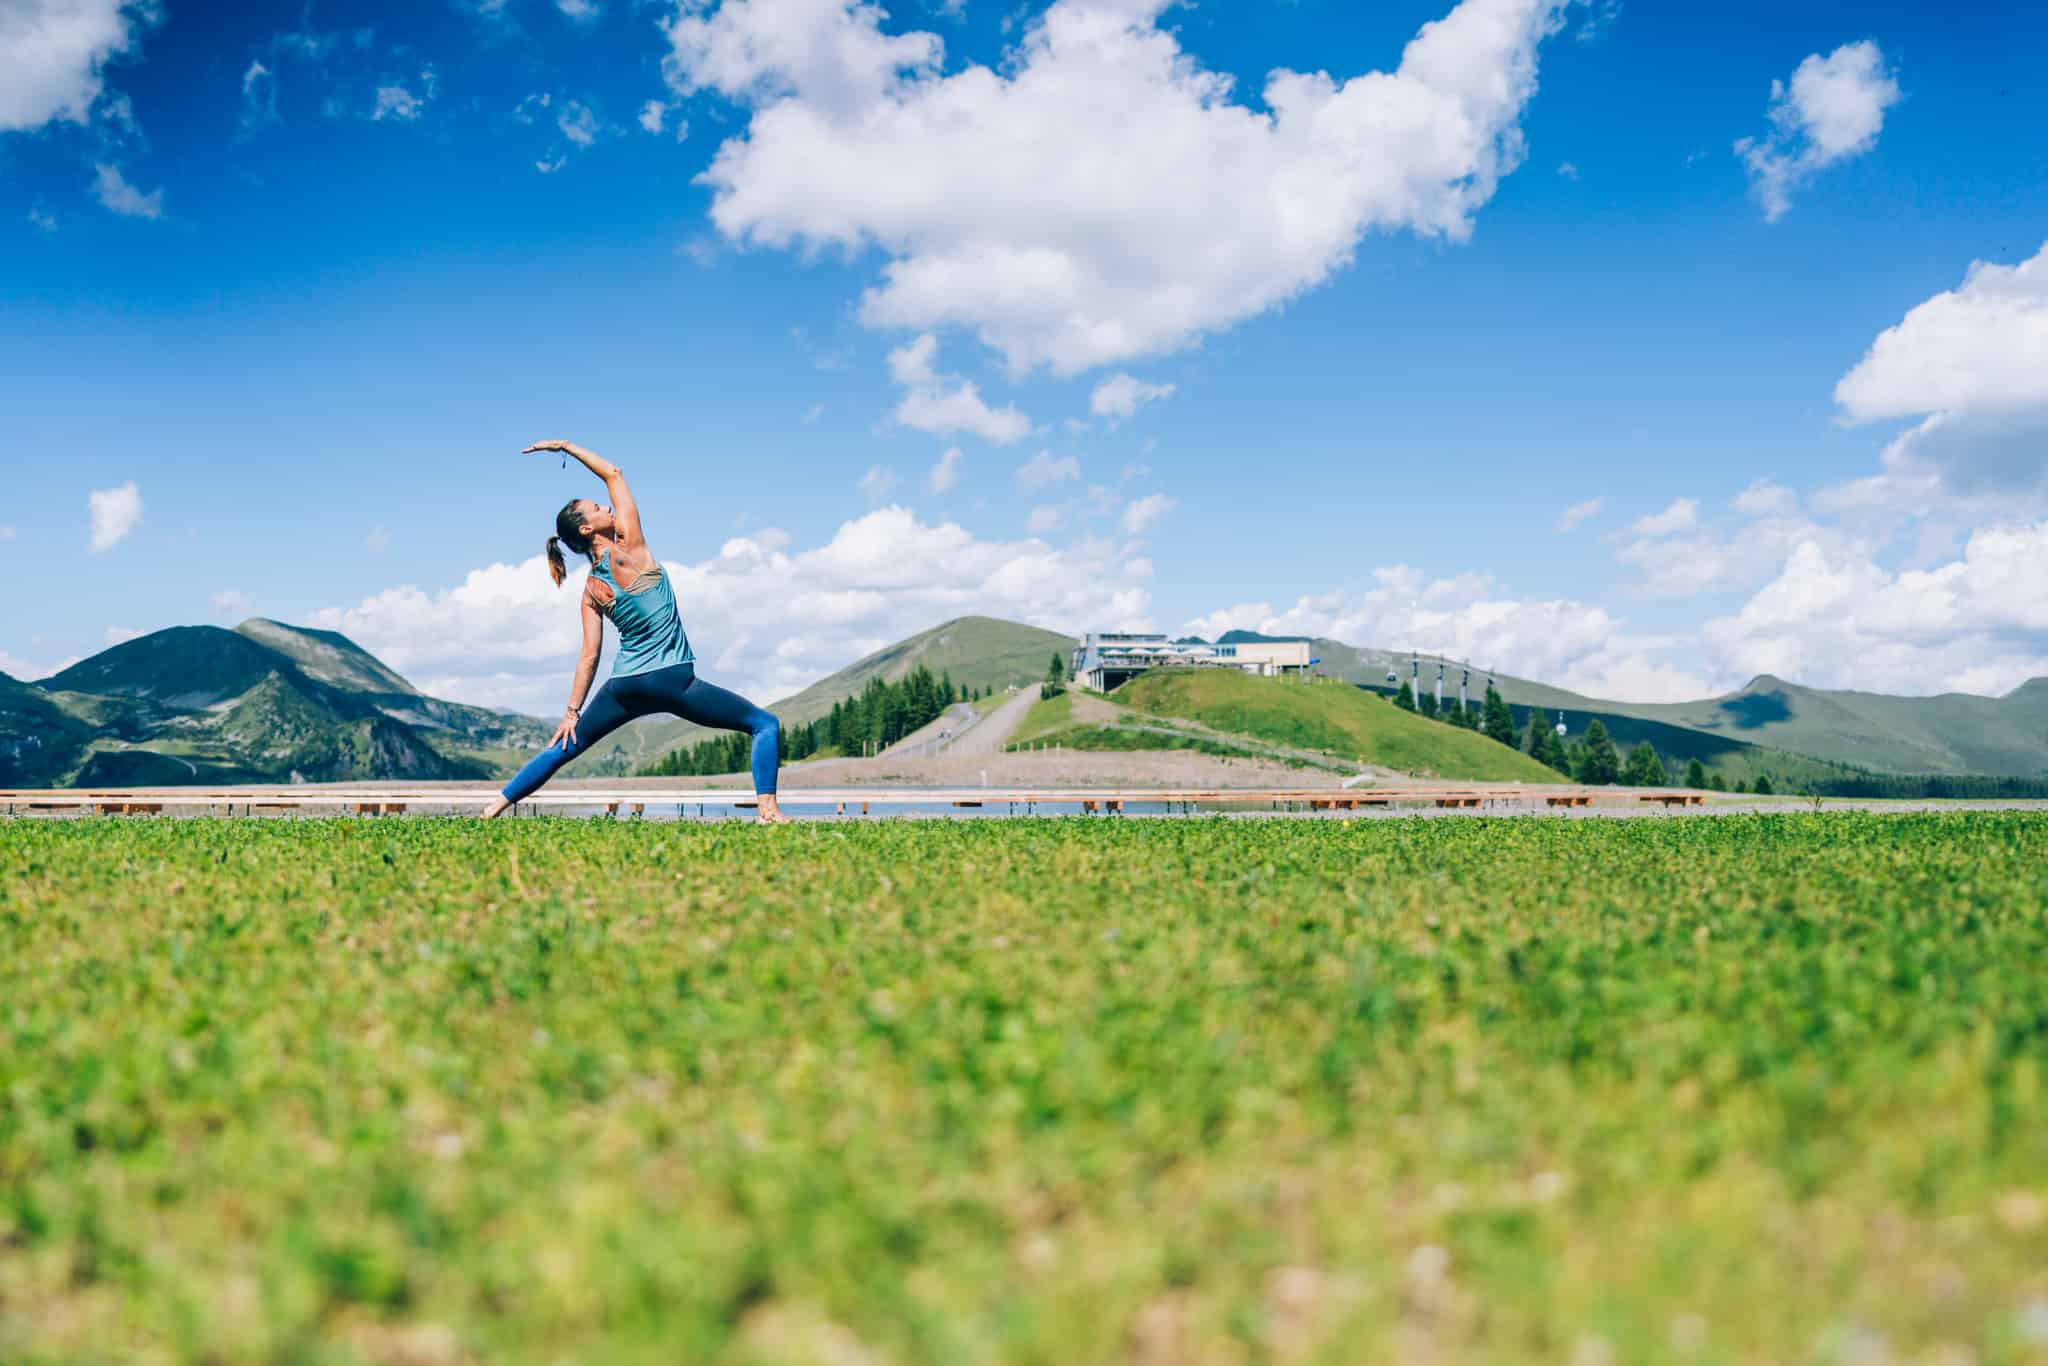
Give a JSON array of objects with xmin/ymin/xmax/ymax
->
[{"xmin": 525, "ymin": 439, "xmax": 644, "ymax": 551}]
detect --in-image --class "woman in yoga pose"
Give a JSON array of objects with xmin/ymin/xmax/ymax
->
[{"xmin": 482, "ymin": 440, "xmax": 788, "ymax": 822}]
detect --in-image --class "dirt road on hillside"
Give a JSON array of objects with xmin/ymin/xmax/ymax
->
[{"xmin": 941, "ymin": 688, "xmax": 1040, "ymax": 759}]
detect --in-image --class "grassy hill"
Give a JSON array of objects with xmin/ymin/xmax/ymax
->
[
  {"xmin": 1594, "ymin": 675, "xmax": 2048, "ymax": 778},
  {"xmin": 1283, "ymin": 632, "xmax": 2048, "ymax": 782},
  {"xmin": 1106, "ymin": 671, "xmax": 1562, "ymax": 782}
]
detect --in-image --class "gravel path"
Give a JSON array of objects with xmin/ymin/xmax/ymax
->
[{"xmin": 940, "ymin": 688, "xmax": 1041, "ymax": 760}]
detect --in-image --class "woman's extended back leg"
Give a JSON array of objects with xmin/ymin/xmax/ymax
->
[{"xmin": 497, "ymin": 685, "xmax": 638, "ymax": 807}]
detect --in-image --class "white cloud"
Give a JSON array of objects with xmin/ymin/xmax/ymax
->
[
  {"xmin": 1089, "ymin": 373, "xmax": 1175, "ymax": 420},
  {"xmin": 928, "ymin": 446, "xmax": 962, "ymax": 493},
  {"xmin": 371, "ymin": 81, "xmax": 426, "ymax": 122},
  {"xmin": 1186, "ymin": 568, "xmax": 1711, "ymax": 703},
  {"xmin": 887, "ymin": 333, "xmax": 1031, "ymax": 443},
  {"xmin": 367, "ymin": 526, "xmax": 391, "ymax": 553},
  {"xmin": 1014, "ymin": 450, "xmax": 1080, "ymax": 491},
  {"xmin": 858, "ymin": 463, "xmax": 897, "ymax": 504},
  {"xmin": 1732, "ymin": 480, "xmax": 1797, "ymax": 518},
  {"xmin": 887, "ymin": 331, "xmax": 940, "ymax": 386},
  {"xmin": 1612, "ymin": 496, "xmax": 1824, "ymax": 601},
  {"xmin": 1120, "ymin": 492, "xmax": 1174, "ymax": 534},
  {"xmin": 0, "ymin": 525, "xmax": 13, "ymax": 539},
  {"xmin": 513, "ymin": 91, "xmax": 552, "ymax": 123},
  {"xmin": 1025, "ymin": 504, "xmax": 1063, "ymax": 534},
  {"xmin": 87, "ymin": 481, "xmax": 142, "ymax": 551},
  {"xmin": 312, "ymin": 507, "xmax": 1153, "ymax": 712},
  {"xmin": 670, "ymin": 0, "xmax": 1571, "ymax": 374},
  {"xmin": 558, "ymin": 0, "xmax": 601, "ymax": 21},
  {"xmin": 239, "ymin": 58, "xmax": 278, "ymax": 133},
  {"xmin": 536, "ymin": 154, "xmax": 568, "ymax": 174},
  {"xmin": 1627, "ymin": 497, "xmax": 1696, "ymax": 537},
  {"xmin": 801, "ymin": 401, "xmax": 824, "ymax": 424},
  {"xmin": 210, "ymin": 590, "xmax": 253, "ymax": 618},
  {"xmin": 1574, "ymin": 0, "xmax": 1619, "ymax": 43},
  {"xmin": 104, "ymin": 626, "xmax": 142, "ymax": 647},
  {"xmin": 0, "ymin": 0, "xmax": 153, "ymax": 132},
  {"xmin": 92, "ymin": 162, "xmax": 162, "ymax": 219},
  {"xmin": 636, "ymin": 98, "xmax": 689, "ymax": 140},
  {"xmin": 1700, "ymin": 524, "xmax": 2048, "ymax": 696},
  {"xmin": 27, "ymin": 202, "xmax": 56, "ymax": 231},
  {"xmin": 1735, "ymin": 41, "xmax": 1899, "ymax": 222},
  {"xmin": 1831, "ymin": 242, "xmax": 2048, "ymax": 497},
  {"xmin": 557, "ymin": 99, "xmax": 601, "ymax": 147},
  {"xmin": 1554, "ymin": 497, "xmax": 1601, "ymax": 532},
  {"xmin": 1556, "ymin": 160, "xmax": 1578, "ymax": 180}
]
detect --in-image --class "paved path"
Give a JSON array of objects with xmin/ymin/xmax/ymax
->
[
  {"xmin": 881, "ymin": 702, "xmax": 981, "ymax": 759},
  {"xmin": 942, "ymin": 688, "xmax": 1040, "ymax": 759}
]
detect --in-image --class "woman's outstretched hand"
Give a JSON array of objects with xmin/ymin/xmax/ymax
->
[{"xmin": 523, "ymin": 439, "xmax": 581, "ymax": 456}]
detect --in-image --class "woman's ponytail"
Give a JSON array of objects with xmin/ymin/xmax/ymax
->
[{"xmin": 548, "ymin": 499, "xmax": 593, "ymax": 587}]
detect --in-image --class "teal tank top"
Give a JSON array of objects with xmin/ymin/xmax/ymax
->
[{"xmin": 592, "ymin": 549, "xmax": 693, "ymax": 678}]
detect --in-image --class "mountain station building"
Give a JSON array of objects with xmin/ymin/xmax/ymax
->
[{"xmin": 1071, "ymin": 633, "xmax": 1314, "ymax": 692}]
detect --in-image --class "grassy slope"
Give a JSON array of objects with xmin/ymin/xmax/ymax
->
[
  {"xmin": 1307, "ymin": 635, "xmax": 2048, "ymax": 778},
  {"xmin": 8, "ymin": 816, "xmax": 2048, "ymax": 1361},
  {"xmin": 1113, "ymin": 670, "xmax": 1562, "ymax": 782},
  {"xmin": 1608, "ymin": 676, "xmax": 2048, "ymax": 777},
  {"xmin": 1006, "ymin": 690, "xmax": 1345, "ymax": 771},
  {"xmin": 622, "ymin": 616, "xmax": 1079, "ymax": 766}
]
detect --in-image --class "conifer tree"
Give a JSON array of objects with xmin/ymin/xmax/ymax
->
[
  {"xmin": 1753, "ymin": 773, "xmax": 1775, "ymax": 796},
  {"xmin": 1709, "ymin": 772, "xmax": 1727, "ymax": 792},
  {"xmin": 1576, "ymin": 719, "xmax": 1621, "ymax": 785},
  {"xmin": 1481, "ymin": 687, "xmax": 1517, "ymax": 746},
  {"xmin": 1623, "ymin": 741, "xmax": 1668, "ymax": 787},
  {"xmin": 1685, "ymin": 756, "xmax": 1708, "ymax": 789},
  {"xmin": 1418, "ymin": 690, "xmax": 1439, "ymax": 720},
  {"xmin": 1394, "ymin": 681, "xmax": 1416, "ymax": 712}
]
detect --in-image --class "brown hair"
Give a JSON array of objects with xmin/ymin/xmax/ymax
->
[{"xmin": 546, "ymin": 499, "xmax": 593, "ymax": 587}]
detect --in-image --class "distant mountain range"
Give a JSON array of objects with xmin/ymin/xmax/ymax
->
[
  {"xmin": 6, "ymin": 614, "xmax": 2044, "ymax": 789},
  {"xmin": 1, "ymin": 620, "xmax": 549, "ymax": 787},
  {"xmin": 1283, "ymin": 635, "xmax": 2048, "ymax": 781}
]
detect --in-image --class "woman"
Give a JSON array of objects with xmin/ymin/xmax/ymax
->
[{"xmin": 481, "ymin": 440, "xmax": 789, "ymax": 823}]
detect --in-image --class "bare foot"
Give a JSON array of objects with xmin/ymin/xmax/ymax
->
[
  {"xmin": 756, "ymin": 794, "xmax": 793, "ymax": 825},
  {"xmin": 481, "ymin": 795, "xmax": 512, "ymax": 819}
]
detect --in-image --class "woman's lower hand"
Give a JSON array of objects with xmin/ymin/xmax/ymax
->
[{"xmin": 549, "ymin": 711, "xmax": 580, "ymax": 750}]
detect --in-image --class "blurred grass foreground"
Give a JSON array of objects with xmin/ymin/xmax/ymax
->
[{"xmin": 5, "ymin": 813, "xmax": 2048, "ymax": 1362}]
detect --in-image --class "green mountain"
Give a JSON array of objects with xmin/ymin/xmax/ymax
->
[
  {"xmin": 1579, "ymin": 675, "xmax": 2048, "ymax": 778},
  {"xmin": 771, "ymin": 616, "xmax": 1076, "ymax": 728},
  {"xmin": 1112, "ymin": 670, "xmax": 1561, "ymax": 783},
  {"xmin": 1302, "ymin": 638, "xmax": 2048, "ymax": 782},
  {"xmin": 4, "ymin": 621, "xmax": 550, "ymax": 788},
  {"xmin": 235, "ymin": 618, "xmax": 417, "ymax": 695}
]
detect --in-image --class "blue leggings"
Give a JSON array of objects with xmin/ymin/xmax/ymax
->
[{"xmin": 502, "ymin": 662, "xmax": 779, "ymax": 802}]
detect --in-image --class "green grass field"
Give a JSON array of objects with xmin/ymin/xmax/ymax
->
[{"xmin": 6, "ymin": 815, "xmax": 2048, "ymax": 1362}]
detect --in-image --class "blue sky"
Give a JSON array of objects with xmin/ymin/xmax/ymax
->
[{"xmin": 4, "ymin": 0, "xmax": 2046, "ymax": 713}]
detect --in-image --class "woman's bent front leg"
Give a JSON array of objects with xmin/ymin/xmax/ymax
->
[{"xmin": 672, "ymin": 673, "xmax": 786, "ymax": 822}]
